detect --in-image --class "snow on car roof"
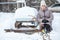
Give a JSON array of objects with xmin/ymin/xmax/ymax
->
[{"xmin": 15, "ymin": 6, "xmax": 38, "ymax": 18}]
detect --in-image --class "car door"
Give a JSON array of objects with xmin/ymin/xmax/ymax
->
[{"xmin": 51, "ymin": 4, "xmax": 60, "ymax": 12}]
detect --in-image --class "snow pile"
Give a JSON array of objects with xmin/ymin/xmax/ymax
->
[{"xmin": 15, "ymin": 6, "xmax": 38, "ymax": 18}]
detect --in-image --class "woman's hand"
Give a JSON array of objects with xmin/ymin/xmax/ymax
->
[
  {"xmin": 39, "ymin": 23, "xmax": 44, "ymax": 31},
  {"xmin": 40, "ymin": 23, "xmax": 44, "ymax": 27}
]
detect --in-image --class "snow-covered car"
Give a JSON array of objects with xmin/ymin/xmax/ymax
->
[
  {"xmin": 48, "ymin": 3, "xmax": 60, "ymax": 12},
  {"xmin": 15, "ymin": 6, "xmax": 38, "ymax": 28}
]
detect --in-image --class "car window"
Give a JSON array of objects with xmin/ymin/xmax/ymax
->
[{"xmin": 52, "ymin": 4, "xmax": 60, "ymax": 7}]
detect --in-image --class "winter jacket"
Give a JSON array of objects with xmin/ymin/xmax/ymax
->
[{"xmin": 37, "ymin": 8, "xmax": 54, "ymax": 26}]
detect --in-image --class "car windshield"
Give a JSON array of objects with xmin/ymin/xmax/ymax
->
[{"xmin": 52, "ymin": 4, "xmax": 60, "ymax": 7}]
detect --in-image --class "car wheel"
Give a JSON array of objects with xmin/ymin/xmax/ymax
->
[{"xmin": 15, "ymin": 21, "xmax": 22, "ymax": 28}]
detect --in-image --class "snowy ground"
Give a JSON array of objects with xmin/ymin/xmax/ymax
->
[{"xmin": 0, "ymin": 12, "xmax": 60, "ymax": 40}]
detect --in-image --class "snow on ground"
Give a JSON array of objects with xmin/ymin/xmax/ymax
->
[
  {"xmin": 0, "ymin": 12, "xmax": 60, "ymax": 40},
  {"xmin": 50, "ymin": 12, "xmax": 60, "ymax": 40}
]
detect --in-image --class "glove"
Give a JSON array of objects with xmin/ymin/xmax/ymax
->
[{"xmin": 42, "ymin": 19, "xmax": 49, "ymax": 23}]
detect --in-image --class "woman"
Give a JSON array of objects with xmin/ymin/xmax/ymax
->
[{"xmin": 37, "ymin": 0, "xmax": 54, "ymax": 33}]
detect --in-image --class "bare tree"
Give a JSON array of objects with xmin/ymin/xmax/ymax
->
[
  {"xmin": 45, "ymin": 0, "xmax": 59, "ymax": 6},
  {"xmin": 26, "ymin": 0, "xmax": 59, "ymax": 10}
]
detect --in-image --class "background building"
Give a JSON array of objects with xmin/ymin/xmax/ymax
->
[{"xmin": 0, "ymin": 0, "xmax": 59, "ymax": 12}]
